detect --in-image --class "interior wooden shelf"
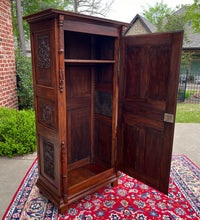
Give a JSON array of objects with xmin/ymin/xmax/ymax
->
[
  {"xmin": 64, "ymin": 59, "xmax": 116, "ymax": 64},
  {"xmin": 68, "ymin": 163, "xmax": 107, "ymax": 188}
]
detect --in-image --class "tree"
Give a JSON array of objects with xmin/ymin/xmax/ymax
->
[
  {"xmin": 142, "ymin": 0, "xmax": 175, "ymax": 31},
  {"xmin": 157, "ymin": 7, "xmax": 194, "ymax": 76},
  {"xmin": 69, "ymin": 0, "xmax": 114, "ymax": 16},
  {"xmin": 186, "ymin": 0, "xmax": 200, "ymax": 32},
  {"xmin": 11, "ymin": 0, "xmax": 69, "ymax": 55},
  {"xmin": 159, "ymin": 13, "xmax": 187, "ymax": 35},
  {"xmin": 12, "ymin": 0, "xmax": 114, "ymax": 54},
  {"xmin": 142, "ymin": 2, "xmax": 191, "ymax": 68},
  {"xmin": 16, "ymin": 0, "xmax": 26, "ymax": 56}
]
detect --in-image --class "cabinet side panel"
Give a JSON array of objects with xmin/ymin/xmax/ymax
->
[{"xmin": 30, "ymin": 18, "xmax": 61, "ymax": 198}]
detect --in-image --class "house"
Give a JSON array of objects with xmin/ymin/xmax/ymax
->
[
  {"xmin": 0, "ymin": 0, "xmax": 18, "ymax": 109},
  {"xmin": 124, "ymin": 14, "xmax": 157, "ymax": 36},
  {"xmin": 174, "ymin": 7, "xmax": 200, "ymax": 78},
  {"xmin": 125, "ymin": 8, "xmax": 200, "ymax": 78}
]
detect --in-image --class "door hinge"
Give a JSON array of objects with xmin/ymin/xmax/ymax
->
[{"xmin": 164, "ymin": 113, "xmax": 174, "ymax": 123}]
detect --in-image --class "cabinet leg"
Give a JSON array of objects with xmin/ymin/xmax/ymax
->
[
  {"xmin": 111, "ymin": 179, "xmax": 118, "ymax": 187},
  {"xmin": 39, "ymin": 189, "xmax": 43, "ymax": 195},
  {"xmin": 59, "ymin": 205, "xmax": 68, "ymax": 214}
]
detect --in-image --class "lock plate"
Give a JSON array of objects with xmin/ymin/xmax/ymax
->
[{"xmin": 164, "ymin": 113, "xmax": 174, "ymax": 123}]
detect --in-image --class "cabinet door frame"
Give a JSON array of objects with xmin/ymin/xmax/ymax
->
[{"xmin": 117, "ymin": 31, "xmax": 183, "ymax": 194}]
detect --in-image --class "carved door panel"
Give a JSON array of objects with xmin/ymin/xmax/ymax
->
[
  {"xmin": 117, "ymin": 31, "xmax": 183, "ymax": 194},
  {"xmin": 30, "ymin": 18, "xmax": 65, "ymax": 200}
]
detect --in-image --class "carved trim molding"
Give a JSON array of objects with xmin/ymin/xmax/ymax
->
[
  {"xmin": 37, "ymin": 34, "xmax": 50, "ymax": 69},
  {"xmin": 58, "ymin": 48, "xmax": 64, "ymax": 54},
  {"xmin": 58, "ymin": 14, "xmax": 65, "ymax": 95},
  {"xmin": 61, "ymin": 141, "xmax": 68, "ymax": 201},
  {"xmin": 43, "ymin": 140, "xmax": 55, "ymax": 180},
  {"xmin": 59, "ymin": 68, "xmax": 64, "ymax": 92},
  {"xmin": 58, "ymin": 15, "xmax": 64, "ymax": 55},
  {"xmin": 61, "ymin": 141, "xmax": 65, "ymax": 163},
  {"xmin": 58, "ymin": 15, "xmax": 64, "ymax": 28}
]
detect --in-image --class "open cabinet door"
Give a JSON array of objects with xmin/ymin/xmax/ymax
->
[{"xmin": 117, "ymin": 31, "xmax": 183, "ymax": 194}]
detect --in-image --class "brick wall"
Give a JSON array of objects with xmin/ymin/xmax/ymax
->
[
  {"xmin": 0, "ymin": 0, "xmax": 18, "ymax": 109},
  {"xmin": 126, "ymin": 19, "xmax": 149, "ymax": 36}
]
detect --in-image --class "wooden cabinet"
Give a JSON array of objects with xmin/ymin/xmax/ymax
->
[{"xmin": 24, "ymin": 9, "xmax": 183, "ymax": 214}]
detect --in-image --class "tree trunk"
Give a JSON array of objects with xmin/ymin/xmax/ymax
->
[
  {"xmin": 16, "ymin": 0, "xmax": 26, "ymax": 56},
  {"xmin": 74, "ymin": 0, "xmax": 78, "ymax": 12},
  {"xmin": 39, "ymin": 0, "xmax": 42, "ymax": 10}
]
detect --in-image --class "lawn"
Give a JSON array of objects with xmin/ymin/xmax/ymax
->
[{"xmin": 176, "ymin": 104, "xmax": 200, "ymax": 123}]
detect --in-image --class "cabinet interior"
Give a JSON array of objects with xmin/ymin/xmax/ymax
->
[{"xmin": 64, "ymin": 31, "xmax": 116, "ymax": 192}]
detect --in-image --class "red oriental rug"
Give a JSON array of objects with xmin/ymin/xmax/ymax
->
[{"xmin": 3, "ymin": 155, "xmax": 200, "ymax": 220}]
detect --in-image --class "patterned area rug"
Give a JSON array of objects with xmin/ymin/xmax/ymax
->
[{"xmin": 3, "ymin": 155, "xmax": 200, "ymax": 220}]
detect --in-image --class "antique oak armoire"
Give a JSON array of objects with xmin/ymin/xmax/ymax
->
[{"xmin": 24, "ymin": 9, "xmax": 183, "ymax": 214}]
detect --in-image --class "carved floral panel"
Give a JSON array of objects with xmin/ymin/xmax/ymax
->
[
  {"xmin": 35, "ymin": 33, "xmax": 52, "ymax": 85},
  {"xmin": 37, "ymin": 34, "xmax": 50, "ymax": 68},
  {"xmin": 38, "ymin": 98, "xmax": 57, "ymax": 130},
  {"xmin": 43, "ymin": 140, "xmax": 55, "ymax": 180}
]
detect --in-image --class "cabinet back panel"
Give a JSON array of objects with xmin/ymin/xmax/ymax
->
[
  {"xmin": 66, "ymin": 65, "xmax": 91, "ymax": 164},
  {"xmin": 66, "ymin": 66, "xmax": 91, "ymax": 98},
  {"xmin": 65, "ymin": 31, "xmax": 91, "ymax": 59},
  {"xmin": 95, "ymin": 65, "xmax": 113, "ymax": 83},
  {"xmin": 69, "ymin": 107, "xmax": 91, "ymax": 163},
  {"xmin": 95, "ymin": 65, "xmax": 113, "ymax": 92},
  {"xmin": 95, "ymin": 91, "xmax": 113, "ymax": 117},
  {"xmin": 94, "ymin": 114, "xmax": 112, "ymax": 168},
  {"xmin": 94, "ymin": 36, "xmax": 114, "ymax": 60},
  {"xmin": 64, "ymin": 31, "xmax": 115, "ymax": 60}
]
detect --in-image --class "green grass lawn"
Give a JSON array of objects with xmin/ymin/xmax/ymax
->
[{"xmin": 176, "ymin": 104, "xmax": 200, "ymax": 123}]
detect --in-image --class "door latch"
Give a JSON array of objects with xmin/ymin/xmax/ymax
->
[{"xmin": 164, "ymin": 113, "xmax": 174, "ymax": 123}]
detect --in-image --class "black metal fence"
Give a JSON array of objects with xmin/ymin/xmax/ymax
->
[{"xmin": 178, "ymin": 71, "xmax": 200, "ymax": 104}]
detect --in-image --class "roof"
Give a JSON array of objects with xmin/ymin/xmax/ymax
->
[
  {"xmin": 124, "ymin": 14, "xmax": 157, "ymax": 35},
  {"xmin": 172, "ymin": 6, "xmax": 200, "ymax": 49}
]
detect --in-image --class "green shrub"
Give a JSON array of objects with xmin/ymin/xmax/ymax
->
[
  {"xmin": 15, "ymin": 50, "xmax": 34, "ymax": 110},
  {"xmin": 185, "ymin": 90, "xmax": 196, "ymax": 99},
  {"xmin": 0, "ymin": 107, "xmax": 36, "ymax": 157}
]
